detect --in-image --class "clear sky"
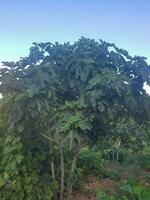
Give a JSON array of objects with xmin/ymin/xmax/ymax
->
[{"xmin": 0, "ymin": 0, "xmax": 150, "ymax": 63}]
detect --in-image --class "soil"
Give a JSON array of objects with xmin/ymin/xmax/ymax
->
[
  {"xmin": 72, "ymin": 175, "xmax": 117, "ymax": 200},
  {"xmin": 72, "ymin": 169, "xmax": 150, "ymax": 199},
  {"xmin": 72, "ymin": 192, "xmax": 95, "ymax": 200}
]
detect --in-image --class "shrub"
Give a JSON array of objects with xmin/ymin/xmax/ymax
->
[
  {"xmin": 96, "ymin": 180, "xmax": 150, "ymax": 200},
  {"xmin": 126, "ymin": 151, "xmax": 150, "ymax": 170},
  {"xmin": 96, "ymin": 190, "xmax": 116, "ymax": 200},
  {"xmin": 119, "ymin": 180, "xmax": 150, "ymax": 200},
  {"xmin": 0, "ymin": 135, "xmax": 53, "ymax": 200},
  {"xmin": 78, "ymin": 147, "xmax": 106, "ymax": 177}
]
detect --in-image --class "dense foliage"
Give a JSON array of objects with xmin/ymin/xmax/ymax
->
[{"xmin": 0, "ymin": 37, "xmax": 150, "ymax": 199}]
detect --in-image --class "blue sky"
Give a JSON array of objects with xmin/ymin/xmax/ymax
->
[
  {"xmin": 0, "ymin": 0, "xmax": 150, "ymax": 94},
  {"xmin": 0, "ymin": 0, "xmax": 150, "ymax": 63}
]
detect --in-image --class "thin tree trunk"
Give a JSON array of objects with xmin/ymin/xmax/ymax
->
[
  {"xmin": 49, "ymin": 140, "xmax": 57, "ymax": 200},
  {"xmin": 49, "ymin": 142, "xmax": 55, "ymax": 179},
  {"xmin": 59, "ymin": 141, "xmax": 65, "ymax": 200},
  {"xmin": 116, "ymin": 149, "xmax": 120, "ymax": 162},
  {"xmin": 112, "ymin": 150, "xmax": 115, "ymax": 162},
  {"xmin": 51, "ymin": 160, "xmax": 58, "ymax": 200},
  {"xmin": 69, "ymin": 131, "xmax": 73, "ymax": 151},
  {"xmin": 51, "ymin": 160, "xmax": 55, "ymax": 178},
  {"xmin": 41, "ymin": 134, "xmax": 58, "ymax": 200},
  {"xmin": 67, "ymin": 140, "xmax": 83, "ymax": 200}
]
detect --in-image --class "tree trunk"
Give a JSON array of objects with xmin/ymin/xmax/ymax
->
[
  {"xmin": 49, "ymin": 140, "xmax": 57, "ymax": 200},
  {"xmin": 51, "ymin": 160, "xmax": 55, "ymax": 179},
  {"xmin": 69, "ymin": 131, "xmax": 73, "ymax": 151},
  {"xmin": 112, "ymin": 150, "xmax": 115, "ymax": 162},
  {"xmin": 49, "ymin": 140, "xmax": 55, "ymax": 179},
  {"xmin": 67, "ymin": 140, "xmax": 82, "ymax": 200},
  {"xmin": 59, "ymin": 141, "xmax": 65, "ymax": 200},
  {"xmin": 51, "ymin": 160, "xmax": 57, "ymax": 200},
  {"xmin": 116, "ymin": 149, "xmax": 120, "ymax": 162}
]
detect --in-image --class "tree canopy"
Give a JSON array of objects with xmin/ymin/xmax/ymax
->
[
  {"xmin": 0, "ymin": 37, "xmax": 150, "ymax": 199},
  {"xmin": 0, "ymin": 38, "xmax": 150, "ymax": 137}
]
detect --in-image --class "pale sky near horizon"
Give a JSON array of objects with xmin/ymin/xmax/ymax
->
[{"xmin": 0, "ymin": 0, "xmax": 150, "ymax": 94}]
